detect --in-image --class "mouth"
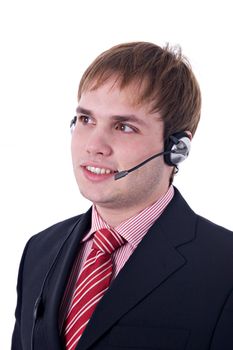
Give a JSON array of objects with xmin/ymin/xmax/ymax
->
[{"xmin": 85, "ymin": 165, "xmax": 116, "ymax": 175}]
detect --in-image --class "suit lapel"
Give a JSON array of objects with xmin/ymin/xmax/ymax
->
[
  {"xmin": 77, "ymin": 188, "xmax": 197, "ymax": 350},
  {"xmin": 44, "ymin": 209, "xmax": 92, "ymax": 349}
]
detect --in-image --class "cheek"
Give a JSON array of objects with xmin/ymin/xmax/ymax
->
[
  {"xmin": 117, "ymin": 140, "xmax": 159, "ymax": 168},
  {"xmin": 71, "ymin": 135, "xmax": 83, "ymax": 157},
  {"xmin": 71, "ymin": 144, "xmax": 81, "ymax": 170},
  {"xmin": 70, "ymin": 138, "xmax": 76, "ymax": 158},
  {"xmin": 119, "ymin": 139, "xmax": 142, "ymax": 156}
]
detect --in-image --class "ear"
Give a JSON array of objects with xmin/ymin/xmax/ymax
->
[{"xmin": 185, "ymin": 130, "xmax": 192, "ymax": 140}]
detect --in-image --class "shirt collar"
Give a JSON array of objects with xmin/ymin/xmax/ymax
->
[{"xmin": 82, "ymin": 186, "xmax": 174, "ymax": 248}]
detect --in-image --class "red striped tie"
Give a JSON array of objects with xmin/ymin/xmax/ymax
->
[{"xmin": 64, "ymin": 228, "xmax": 124, "ymax": 350}]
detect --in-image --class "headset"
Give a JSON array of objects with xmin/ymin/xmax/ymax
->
[
  {"xmin": 69, "ymin": 116, "xmax": 191, "ymax": 180},
  {"xmin": 70, "ymin": 116, "xmax": 77, "ymax": 132}
]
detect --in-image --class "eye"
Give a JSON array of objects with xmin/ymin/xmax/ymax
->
[
  {"xmin": 115, "ymin": 122, "xmax": 137, "ymax": 133},
  {"xmin": 78, "ymin": 115, "xmax": 93, "ymax": 125}
]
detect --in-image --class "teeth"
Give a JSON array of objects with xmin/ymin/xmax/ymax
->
[{"xmin": 86, "ymin": 166, "xmax": 112, "ymax": 175}]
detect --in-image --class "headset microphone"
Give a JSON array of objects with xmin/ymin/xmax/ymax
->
[
  {"xmin": 114, "ymin": 150, "xmax": 175, "ymax": 180},
  {"xmin": 114, "ymin": 132, "xmax": 191, "ymax": 180}
]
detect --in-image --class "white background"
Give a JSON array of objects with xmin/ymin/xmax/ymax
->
[{"xmin": 1, "ymin": 0, "xmax": 233, "ymax": 348}]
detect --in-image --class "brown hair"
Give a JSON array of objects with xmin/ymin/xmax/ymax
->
[{"xmin": 78, "ymin": 41, "xmax": 201, "ymax": 140}]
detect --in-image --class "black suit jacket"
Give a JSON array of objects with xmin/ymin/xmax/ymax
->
[{"xmin": 12, "ymin": 188, "xmax": 233, "ymax": 350}]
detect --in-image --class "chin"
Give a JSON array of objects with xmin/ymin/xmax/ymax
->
[{"xmin": 79, "ymin": 188, "xmax": 108, "ymax": 204}]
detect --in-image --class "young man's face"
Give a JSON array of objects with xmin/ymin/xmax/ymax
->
[{"xmin": 71, "ymin": 79, "xmax": 172, "ymax": 218}]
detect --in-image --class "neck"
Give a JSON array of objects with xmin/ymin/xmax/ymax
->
[{"xmin": 95, "ymin": 187, "xmax": 169, "ymax": 227}]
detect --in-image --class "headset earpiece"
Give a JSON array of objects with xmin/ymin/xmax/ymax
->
[
  {"xmin": 164, "ymin": 131, "xmax": 191, "ymax": 166},
  {"xmin": 70, "ymin": 116, "xmax": 77, "ymax": 133}
]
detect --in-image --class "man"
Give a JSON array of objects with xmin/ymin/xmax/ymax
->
[{"xmin": 12, "ymin": 42, "xmax": 233, "ymax": 350}]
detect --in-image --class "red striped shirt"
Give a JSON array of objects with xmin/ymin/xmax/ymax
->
[{"xmin": 59, "ymin": 185, "xmax": 174, "ymax": 331}]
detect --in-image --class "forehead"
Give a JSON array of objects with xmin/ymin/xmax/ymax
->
[{"xmin": 78, "ymin": 78, "xmax": 153, "ymax": 115}]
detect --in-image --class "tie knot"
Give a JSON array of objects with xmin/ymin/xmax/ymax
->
[{"xmin": 93, "ymin": 228, "xmax": 124, "ymax": 254}]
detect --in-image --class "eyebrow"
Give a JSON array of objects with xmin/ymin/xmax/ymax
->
[
  {"xmin": 76, "ymin": 106, "xmax": 147, "ymax": 126},
  {"xmin": 76, "ymin": 106, "xmax": 93, "ymax": 116}
]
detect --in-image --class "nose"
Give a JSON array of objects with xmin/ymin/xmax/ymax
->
[{"xmin": 86, "ymin": 129, "xmax": 112, "ymax": 157}]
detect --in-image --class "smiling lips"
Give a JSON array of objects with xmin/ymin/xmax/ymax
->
[{"xmin": 85, "ymin": 165, "xmax": 115, "ymax": 175}]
